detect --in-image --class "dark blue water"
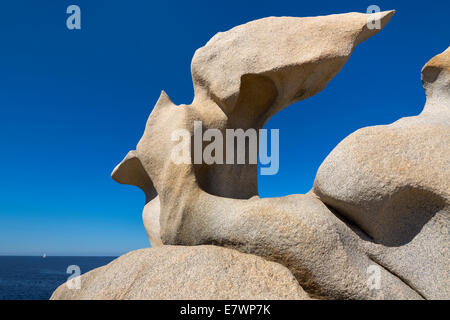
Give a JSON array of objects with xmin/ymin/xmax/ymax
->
[{"xmin": 0, "ymin": 256, "xmax": 116, "ymax": 300}]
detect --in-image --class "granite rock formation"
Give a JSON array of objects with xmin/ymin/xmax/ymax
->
[
  {"xmin": 314, "ymin": 47, "xmax": 450, "ymax": 299},
  {"xmin": 52, "ymin": 12, "xmax": 449, "ymax": 300}
]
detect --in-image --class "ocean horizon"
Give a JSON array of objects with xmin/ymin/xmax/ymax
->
[{"xmin": 0, "ymin": 256, "xmax": 116, "ymax": 300}]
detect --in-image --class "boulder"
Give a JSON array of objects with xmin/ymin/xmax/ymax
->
[
  {"xmin": 313, "ymin": 47, "xmax": 450, "ymax": 299},
  {"xmin": 50, "ymin": 246, "xmax": 309, "ymax": 300}
]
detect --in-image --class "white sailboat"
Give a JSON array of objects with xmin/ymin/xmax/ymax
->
[{"xmin": 42, "ymin": 253, "xmax": 46, "ymax": 258}]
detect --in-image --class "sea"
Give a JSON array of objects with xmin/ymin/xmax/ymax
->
[{"xmin": 0, "ymin": 256, "xmax": 116, "ymax": 300}]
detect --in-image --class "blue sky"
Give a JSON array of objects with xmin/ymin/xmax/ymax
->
[{"xmin": 0, "ymin": 1, "xmax": 448, "ymax": 255}]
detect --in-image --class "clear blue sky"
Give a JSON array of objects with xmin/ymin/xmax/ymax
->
[{"xmin": 0, "ymin": 1, "xmax": 448, "ymax": 255}]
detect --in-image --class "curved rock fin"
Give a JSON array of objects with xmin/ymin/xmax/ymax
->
[
  {"xmin": 191, "ymin": 11, "xmax": 396, "ymax": 128},
  {"xmin": 154, "ymin": 90, "xmax": 174, "ymax": 111},
  {"xmin": 111, "ymin": 150, "xmax": 157, "ymax": 203}
]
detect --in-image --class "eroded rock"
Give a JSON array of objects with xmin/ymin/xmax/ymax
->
[
  {"xmin": 313, "ymin": 47, "xmax": 450, "ymax": 299},
  {"xmin": 104, "ymin": 13, "xmax": 448, "ymax": 300},
  {"xmin": 50, "ymin": 246, "xmax": 309, "ymax": 300},
  {"xmin": 192, "ymin": 11, "xmax": 395, "ymax": 126},
  {"xmin": 106, "ymin": 12, "xmax": 429, "ymax": 300}
]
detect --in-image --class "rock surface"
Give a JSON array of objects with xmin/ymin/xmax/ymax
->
[
  {"xmin": 313, "ymin": 47, "xmax": 450, "ymax": 299},
  {"xmin": 190, "ymin": 11, "xmax": 395, "ymax": 199},
  {"xmin": 192, "ymin": 11, "xmax": 395, "ymax": 125},
  {"xmin": 142, "ymin": 196, "xmax": 162, "ymax": 247},
  {"xmin": 113, "ymin": 11, "xmax": 396, "ymax": 203},
  {"xmin": 175, "ymin": 192, "xmax": 423, "ymax": 299},
  {"xmin": 92, "ymin": 14, "xmax": 450, "ymax": 301},
  {"xmin": 51, "ymin": 246, "xmax": 309, "ymax": 300},
  {"xmin": 123, "ymin": 11, "xmax": 411, "ymax": 300},
  {"xmin": 112, "ymin": 150, "xmax": 162, "ymax": 246},
  {"xmin": 116, "ymin": 10, "xmax": 396, "ymax": 242},
  {"xmin": 105, "ymin": 11, "xmax": 425, "ymax": 300}
]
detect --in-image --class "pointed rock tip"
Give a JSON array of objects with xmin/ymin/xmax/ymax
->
[
  {"xmin": 356, "ymin": 9, "xmax": 395, "ymax": 45},
  {"xmin": 158, "ymin": 90, "xmax": 172, "ymax": 103},
  {"xmin": 111, "ymin": 150, "xmax": 138, "ymax": 180},
  {"xmin": 422, "ymin": 46, "xmax": 450, "ymax": 78},
  {"xmin": 370, "ymin": 9, "xmax": 396, "ymax": 31},
  {"xmin": 153, "ymin": 90, "xmax": 176, "ymax": 111}
]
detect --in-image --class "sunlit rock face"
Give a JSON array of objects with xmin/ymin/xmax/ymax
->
[
  {"xmin": 53, "ymin": 12, "xmax": 449, "ymax": 300},
  {"xmin": 314, "ymin": 47, "xmax": 450, "ymax": 299}
]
